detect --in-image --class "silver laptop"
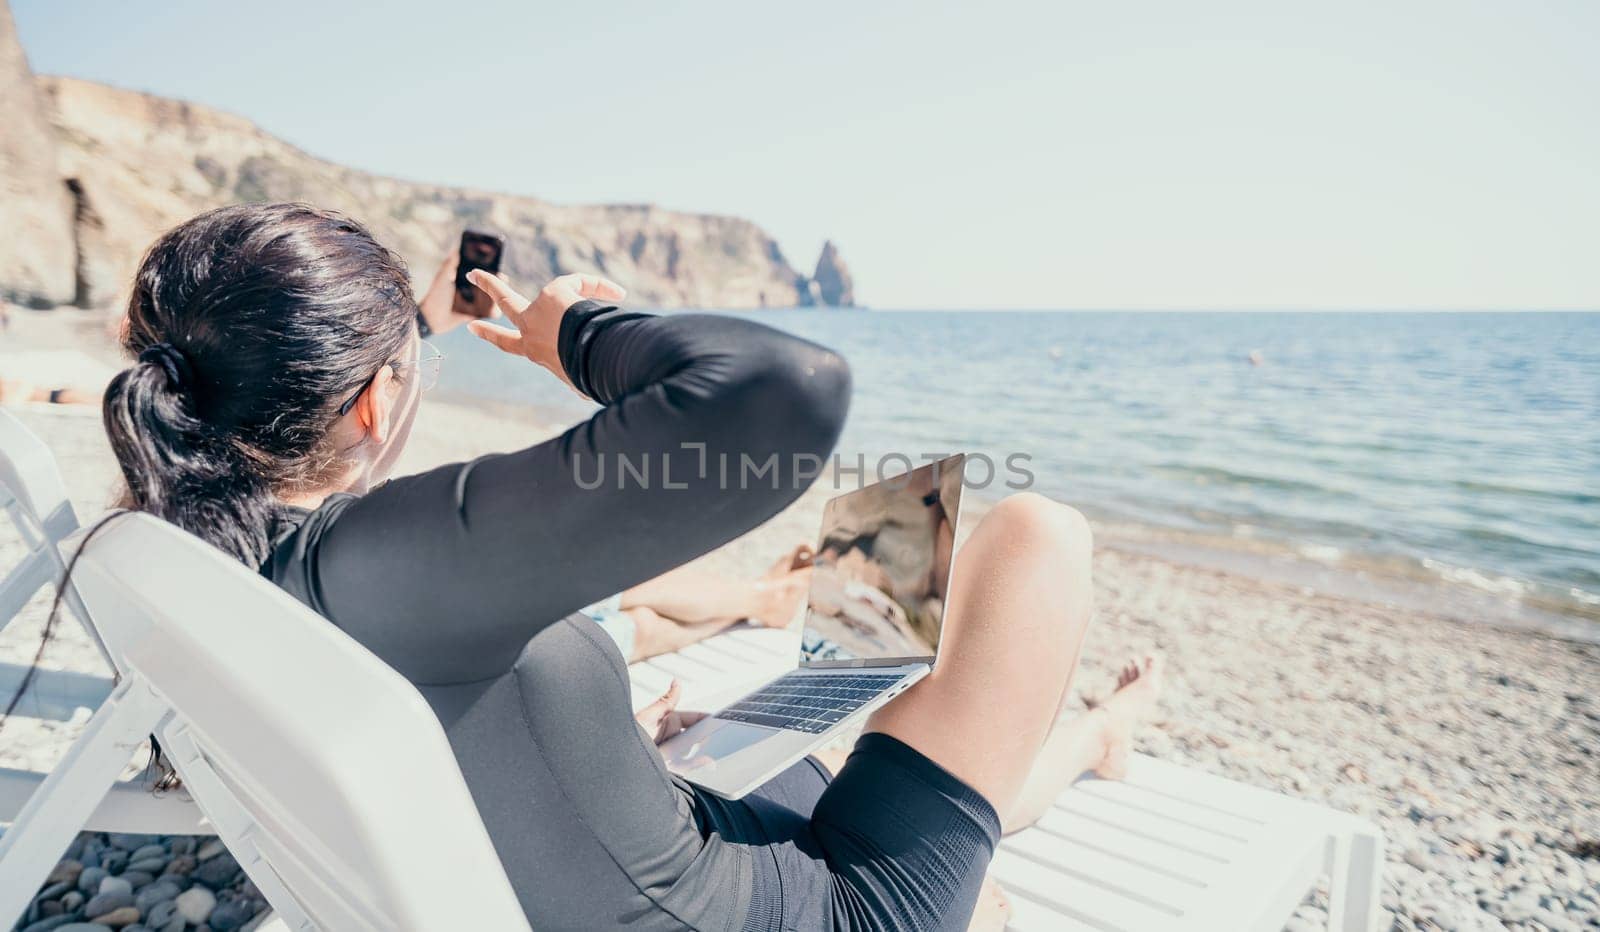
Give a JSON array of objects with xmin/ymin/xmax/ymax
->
[{"xmin": 662, "ymin": 453, "xmax": 965, "ymax": 799}]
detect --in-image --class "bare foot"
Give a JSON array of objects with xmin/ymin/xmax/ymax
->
[
  {"xmin": 966, "ymin": 876, "xmax": 1012, "ymax": 931},
  {"xmin": 748, "ymin": 568, "xmax": 810, "ymax": 628},
  {"xmin": 764, "ymin": 542, "xmax": 815, "ymax": 578},
  {"xmin": 1085, "ymin": 656, "xmax": 1163, "ymax": 779}
]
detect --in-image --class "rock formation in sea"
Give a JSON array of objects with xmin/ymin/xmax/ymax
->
[
  {"xmin": 811, "ymin": 240, "xmax": 855, "ymax": 308},
  {"xmin": 0, "ymin": 0, "xmax": 853, "ymax": 311}
]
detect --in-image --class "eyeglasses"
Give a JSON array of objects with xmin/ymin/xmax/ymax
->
[{"xmin": 337, "ymin": 340, "xmax": 444, "ymax": 417}]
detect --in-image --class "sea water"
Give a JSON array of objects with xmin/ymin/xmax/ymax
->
[{"xmin": 432, "ymin": 310, "xmax": 1600, "ymax": 640}]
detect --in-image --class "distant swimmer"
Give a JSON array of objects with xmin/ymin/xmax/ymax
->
[{"xmin": 1248, "ymin": 350, "xmax": 1265, "ymax": 366}]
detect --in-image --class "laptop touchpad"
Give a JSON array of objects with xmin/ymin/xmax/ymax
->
[{"xmin": 661, "ymin": 718, "xmax": 772, "ymax": 771}]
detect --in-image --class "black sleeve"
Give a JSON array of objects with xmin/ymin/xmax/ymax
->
[{"xmin": 297, "ymin": 302, "xmax": 850, "ymax": 684}]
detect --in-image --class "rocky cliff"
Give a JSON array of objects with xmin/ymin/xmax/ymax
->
[
  {"xmin": 0, "ymin": 3, "xmax": 854, "ymax": 310},
  {"xmin": 0, "ymin": 1, "xmax": 75, "ymax": 306}
]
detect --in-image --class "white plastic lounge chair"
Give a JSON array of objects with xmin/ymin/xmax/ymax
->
[
  {"xmin": 0, "ymin": 409, "xmax": 208, "ymax": 836},
  {"xmin": 0, "ymin": 512, "xmax": 530, "ymax": 930},
  {"xmin": 630, "ymin": 631, "xmax": 1388, "ymax": 932}
]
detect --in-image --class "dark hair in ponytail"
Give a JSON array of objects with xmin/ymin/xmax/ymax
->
[{"xmin": 104, "ymin": 203, "xmax": 417, "ymax": 565}]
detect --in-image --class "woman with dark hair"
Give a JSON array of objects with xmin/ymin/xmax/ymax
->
[{"xmin": 99, "ymin": 202, "xmax": 1160, "ymax": 930}]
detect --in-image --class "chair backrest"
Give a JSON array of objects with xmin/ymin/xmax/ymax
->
[{"xmin": 67, "ymin": 513, "xmax": 529, "ymax": 931}]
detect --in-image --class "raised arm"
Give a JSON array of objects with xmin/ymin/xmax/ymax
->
[{"xmin": 295, "ymin": 275, "xmax": 850, "ymax": 684}]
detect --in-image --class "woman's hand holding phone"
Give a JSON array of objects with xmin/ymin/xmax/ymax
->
[
  {"xmin": 466, "ymin": 269, "xmax": 626, "ymax": 397},
  {"xmin": 416, "ymin": 252, "xmax": 504, "ymax": 336}
]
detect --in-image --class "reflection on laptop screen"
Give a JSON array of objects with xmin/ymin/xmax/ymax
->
[{"xmin": 800, "ymin": 454, "xmax": 965, "ymax": 666}]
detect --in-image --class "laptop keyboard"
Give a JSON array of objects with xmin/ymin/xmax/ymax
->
[{"xmin": 716, "ymin": 671, "xmax": 905, "ymax": 734}]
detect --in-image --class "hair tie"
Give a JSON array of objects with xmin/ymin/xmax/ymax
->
[{"xmin": 138, "ymin": 342, "xmax": 195, "ymax": 392}]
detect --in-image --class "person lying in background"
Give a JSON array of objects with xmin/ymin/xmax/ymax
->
[
  {"xmin": 0, "ymin": 379, "xmax": 97, "ymax": 406},
  {"xmin": 583, "ymin": 544, "xmax": 813, "ymax": 662}
]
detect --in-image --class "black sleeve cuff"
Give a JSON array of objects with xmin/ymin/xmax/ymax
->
[{"xmin": 556, "ymin": 299, "xmax": 617, "ymax": 399}]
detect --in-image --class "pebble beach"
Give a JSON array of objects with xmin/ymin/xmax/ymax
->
[{"xmin": 1, "ymin": 312, "xmax": 1597, "ymax": 931}]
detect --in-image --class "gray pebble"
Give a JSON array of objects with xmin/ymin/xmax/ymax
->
[
  {"xmin": 134, "ymin": 880, "xmax": 182, "ymax": 912},
  {"xmin": 74, "ymin": 867, "xmax": 106, "ymax": 894},
  {"xmin": 97, "ymin": 850, "xmax": 128, "ymax": 874},
  {"xmin": 83, "ymin": 889, "xmax": 134, "ymax": 919},
  {"xmin": 174, "ymin": 886, "xmax": 216, "ymax": 924},
  {"xmin": 118, "ymin": 870, "xmax": 155, "ymax": 891},
  {"xmin": 108, "ymin": 833, "xmax": 156, "ymax": 851},
  {"xmin": 125, "ymin": 857, "xmax": 167, "ymax": 875},
  {"xmin": 191, "ymin": 852, "xmax": 241, "ymax": 889},
  {"xmin": 97, "ymin": 875, "xmax": 132, "ymax": 897},
  {"xmin": 60, "ymin": 891, "xmax": 84, "ymax": 912},
  {"xmin": 129, "ymin": 844, "xmax": 167, "ymax": 863},
  {"xmin": 92, "ymin": 906, "xmax": 142, "ymax": 927},
  {"xmin": 19, "ymin": 915, "xmax": 88, "ymax": 932},
  {"xmin": 44, "ymin": 861, "xmax": 82, "ymax": 886},
  {"xmin": 196, "ymin": 839, "xmax": 227, "ymax": 861},
  {"xmin": 143, "ymin": 900, "xmax": 178, "ymax": 928},
  {"xmin": 208, "ymin": 897, "xmax": 257, "ymax": 931},
  {"xmin": 168, "ymin": 837, "xmax": 196, "ymax": 857}
]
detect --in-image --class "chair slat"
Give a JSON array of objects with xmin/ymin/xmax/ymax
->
[
  {"xmin": 1054, "ymin": 790, "xmax": 1254, "ymax": 857},
  {"xmin": 1001, "ymin": 827, "xmax": 1205, "ymax": 912},
  {"xmin": 692, "ymin": 632, "xmax": 776, "ymax": 664},
  {"xmin": 674, "ymin": 642, "xmax": 742, "ymax": 673},
  {"xmin": 1031, "ymin": 807, "xmax": 1228, "ymax": 884},
  {"xmin": 647, "ymin": 651, "xmax": 724, "ymax": 682},
  {"xmin": 989, "ymin": 847, "xmax": 1179, "ymax": 931},
  {"xmin": 1074, "ymin": 777, "xmax": 1267, "ymax": 837},
  {"xmin": 1124, "ymin": 755, "xmax": 1310, "ymax": 821},
  {"xmin": 1001, "ymin": 883, "xmax": 1102, "ymax": 932}
]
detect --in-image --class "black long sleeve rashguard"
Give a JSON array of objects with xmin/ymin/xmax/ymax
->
[
  {"xmin": 263, "ymin": 302, "xmax": 849, "ymax": 927},
  {"xmin": 262, "ymin": 303, "xmax": 1001, "ymax": 930}
]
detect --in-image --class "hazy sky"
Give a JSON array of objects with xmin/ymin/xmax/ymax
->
[{"xmin": 13, "ymin": 1, "xmax": 1599, "ymax": 309}]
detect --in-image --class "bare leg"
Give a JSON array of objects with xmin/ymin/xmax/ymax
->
[
  {"xmin": 0, "ymin": 379, "xmax": 97, "ymax": 406},
  {"xmin": 865, "ymin": 493, "xmax": 1095, "ymax": 821},
  {"xmin": 0, "ymin": 378, "xmax": 29, "ymax": 405},
  {"xmin": 621, "ymin": 558, "xmax": 809, "ymax": 629},
  {"xmin": 41, "ymin": 386, "xmax": 95, "ymax": 405},
  {"xmin": 624, "ymin": 606, "xmax": 740, "ymax": 662},
  {"xmin": 1001, "ymin": 656, "xmax": 1163, "ymax": 834}
]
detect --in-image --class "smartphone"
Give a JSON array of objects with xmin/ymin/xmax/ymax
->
[{"xmin": 452, "ymin": 230, "xmax": 506, "ymax": 318}]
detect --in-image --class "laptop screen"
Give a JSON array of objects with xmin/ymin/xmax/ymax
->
[{"xmin": 800, "ymin": 454, "xmax": 965, "ymax": 668}]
